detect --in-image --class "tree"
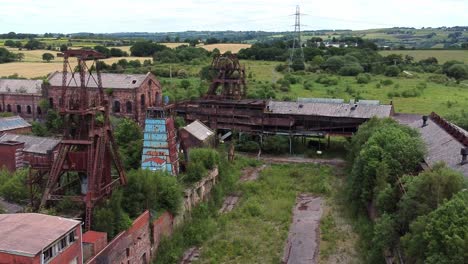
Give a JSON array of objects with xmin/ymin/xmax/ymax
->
[
  {"xmin": 60, "ymin": 44, "xmax": 68, "ymax": 52},
  {"xmin": 93, "ymin": 190, "xmax": 132, "ymax": 238},
  {"xmin": 122, "ymin": 169, "xmax": 183, "ymax": 217},
  {"xmin": 16, "ymin": 53, "xmax": 24, "ymax": 61},
  {"xmin": 402, "ymin": 191, "xmax": 468, "ymax": 264},
  {"xmin": 346, "ymin": 118, "xmax": 425, "ymax": 212},
  {"xmin": 4, "ymin": 40, "xmax": 16, "ymax": 47},
  {"xmin": 397, "ymin": 163, "xmax": 465, "ymax": 231},
  {"xmin": 130, "ymin": 41, "xmax": 167, "ymax": 56},
  {"xmin": 93, "ymin": 45, "xmax": 111, "ymax": 57},
  {"xmin": 42, "ymin": 53, "xmax": 55, "ymax": 62},
  {"xmin": 114, "ymin": 118, "xmax": 143, "ymax": 170},
  {"xmin": 446, "ymin": 64, "xmax": 468, "ymax": 80},
  {"xmin": 384, "ymin": 65, "xmax": 401, "ymax": 77}
]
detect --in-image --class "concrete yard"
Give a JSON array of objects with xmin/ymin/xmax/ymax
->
[{"xmin": 282, "ymin": 194, "xmax": 323, "ymax": 264}]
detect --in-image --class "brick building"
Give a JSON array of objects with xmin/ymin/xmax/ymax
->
[
  {"xmin": 0, "ymin": 79, "xmax": 43, "ymax": 120},
  {"xmin": 0, "ymin": 115, "xmax": 32, "ymax": 135},
  {"xmin": 0, "ymin": 213, "xmax": 82, "ymax": 264},
  {"xmin": 45, "ymin": 72, "xmax": 163, "ymax": 124},
  {"xmin": 0, "ymin": 133, "xmax": 61, "ymax": 171}
]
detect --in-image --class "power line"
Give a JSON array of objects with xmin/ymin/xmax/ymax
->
[{"xmin": 288, "ymin": 5, "xmax": 305, "ymax": 72}]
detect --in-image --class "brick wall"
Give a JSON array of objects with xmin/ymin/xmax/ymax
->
[
  {"xmin": 87, "ymin": 211, "xmax": 152, "ymax": 264},
  {"xmin": 0, "ymin": 93, "xmax": 43, "ymax": 121},
  {"xmin": 152, "ymin": 211, "xmax": 174, "ymax": 253},
  {"xmin": 44, "ymin": 73, "xmax": 162, "ymax": 125}
]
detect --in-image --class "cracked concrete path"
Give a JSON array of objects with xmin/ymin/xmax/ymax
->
[{"xmin": 282, "ymin": 194, "xmax": 323, "ymax": 264}]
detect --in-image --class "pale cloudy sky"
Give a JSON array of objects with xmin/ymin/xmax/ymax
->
[{"xmin": 0, "ymin": 0, "xmax": 466, "ymax": 33}]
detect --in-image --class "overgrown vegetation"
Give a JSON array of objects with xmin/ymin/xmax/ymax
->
[
  {"xmin": 0, "ymin": 168, "xmax": 29, "ymax": 204},
  {"xmin": 345, "ymin": 117, "xmax": 467, "ymax": 263},
  {"xmin": 113, "ymin": 117, "xmax": 143, "ymax": 170}
]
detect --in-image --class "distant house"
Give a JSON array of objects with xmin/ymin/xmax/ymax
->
[
  {"xmin": 45, "ymin": 72, "xmax": 163, "ymax": 124},
  {"xmin": 0, "ymin": 133, "xmax": 60, "ymax": 171},
  {"xmin": 0, "ymin": 213, "xmax": 82, "ymax": 264},
  {"xmin": 180, "ymin": 120, "xmax": 215, "ymax": 151},
  {"xmin": 0, "ymin": 79, "xmax": 43, "ymax": 120},
  {"xmin": 0, "ymin": 115, "xmax": 32, "ymax": 135},
  {"xmin": 402, "ymin": 113, "xmax": 468, "ymax": 178}
]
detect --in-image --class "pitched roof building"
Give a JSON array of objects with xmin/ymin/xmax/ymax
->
[
  {"xmin": 44, "ymin": 71, "xmax": 163, "ymax": 124},
  {"xmin": 0, "ymin": 115, "xmax": 32, "ymax": 135},
  {"xmin": 0, "ymin": 213, "xmax": 82, "ymax": 264},
  {"xmin": 404, "ymin": 112, "xmax": 468, "ymax": 178},
  {"xmin": 0, "ymin": 79, "xmax": 44, "ymax": 120}
]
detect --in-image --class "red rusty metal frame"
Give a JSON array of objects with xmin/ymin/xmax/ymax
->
[
  {"xmin": 205, "ymin": 54, "xmax": 247, "ymax": 100},
  {"xmin": 35, "ymin": 50, "xmax": 126, "ymax": 231}
]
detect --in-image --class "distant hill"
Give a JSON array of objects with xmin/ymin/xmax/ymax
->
[{"xmin": 69, "ymin": 26, "xmax": 468, "ymax": 49}]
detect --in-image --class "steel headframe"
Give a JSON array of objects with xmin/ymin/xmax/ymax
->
[
  {"xmin": 205, "ymin": 53, "xmax": 247, "ymax": 100},
  {"xmin": 39, "ymin": 49, "xmax": 127, "ymax": 231}
]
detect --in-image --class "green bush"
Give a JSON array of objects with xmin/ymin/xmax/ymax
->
[
  {"xmin": 0, "ymin": 168, "xmax": 29, "ymax": 203},
  {"xmin": 189, "ymin": 148, "xmax": 220, "ymax": 170},
  {"xmin": 380, "ymin": 79, "xmax": 394, "ymax": 86},
  {"xmin": 185, "ymin": 161, "xmax": 208, "ymax": 183},
  {"xmin": 339, "ymin": 64, "xmax": 364, "ymax": 76},
  {"xmin": 384, "ymin": 65, "xmax": 401, "ymax": 77},
  {"xmin": 356, "ymin": 73, "xmax": 372, "ymax": 84},
  {"xmin": 401, "ymin": 89, "xmax": 421, "ymax": 98},
  {"xmin": 315, "ymin": 75, "xmax": 339, "ymax": 86},
  {"xmin": 262, "ymin": 135, "xmax": 289, "ymax": 154}
]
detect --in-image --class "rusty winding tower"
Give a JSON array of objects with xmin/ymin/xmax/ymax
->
[
  {"xmin": 38, "ymin": 50, "xmax": 126, "ymax": 230},
  {"xmin": 205, "ymin": 54, "xmax": 247, "ymax": 100}
]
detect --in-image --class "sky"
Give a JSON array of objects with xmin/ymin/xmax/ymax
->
[{"xmin": 0, "ymin": 0, "xmax": 467, "ymax": 34}]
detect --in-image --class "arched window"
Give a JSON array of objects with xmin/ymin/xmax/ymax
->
[
  {"xmin": 7, "ymin": 104, "xmax": 11, "ymax": 112},
  {"xmin": 155, "ymin": 92, "xmax": 161, "ymax": 105},
  {"xmin": 140, "ymin": 94, "xmax": 145, "ymax": 111},
  {"xmin": 27, "ymin": 105, "xmax": 32, "ymax": 114},
  {"xmin": 0, "ymin": 105, "xmax": 2, "ymax": 112},
  {"xmin": 49, "ymin": 98, "xmax": 54, "ymax": 108},
  {"xmin": 113, "ymin": 101, "xmax": 121, "ymax": 113},
  {"xmin": 16, "ymin": 105, "xmax": 22, "ymax": 113},
  {"xmin": 126, "ymin": 101, "xmax": 132, "ymax": 113},
  {"xmin": 37, "ymin": 106, "xmax": 42, "ymax": 115}
]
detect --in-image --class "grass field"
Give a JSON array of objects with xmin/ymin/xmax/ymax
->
[
  {"xmin": 379, "ymin": 50, "xmax": 468, "ymax": 64},
  {"xmin": 277, "ymin": 73, "xmax": 468, "ymax": 116},
  {"xmin": 194, "ymin": 163, "xmax": 358, "ymax": 263}
]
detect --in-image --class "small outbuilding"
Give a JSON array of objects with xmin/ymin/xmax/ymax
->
[{"xmin": 180, "ymin": 120, "xmax": 215, "ymax": 151}]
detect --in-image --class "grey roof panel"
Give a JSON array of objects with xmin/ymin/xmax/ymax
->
[
  {"xmin": 0, "ymin": 79, "xmax": 42, "ymax": 95},
  {"xmin": 0, "ymin": 133, "xmax": 60, "ymax": 154},
  {"xmin": 47, "ymin": 71, "xmax": 151, "ymax": 89},
  {"xmin": 183, "ymin": 120, "xmax": 214, "ymax": 141},
  {"xmin": 0, "ymin": 116, "xmax": 31, "ymax": 132},
  {"xmin": 267, "ymin": 101, "xmax": 392, "ymax": 119},
  {"xmin": 407, "ymin": 117, "xmax": 468, "ymax": 178}
]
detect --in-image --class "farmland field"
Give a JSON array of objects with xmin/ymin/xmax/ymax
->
[
  {"xmin": 379, "ymin": 50, "xmax": 468, "ymax": 64},
  {"xmin": 0, "ymin": 56, "xmax": 152, "ymax": 78},
  {"xmin": 199, "ymin": 43, "xmax": 251, "ymax": 53}
]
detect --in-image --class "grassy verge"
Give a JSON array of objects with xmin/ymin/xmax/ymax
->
[{"xmin": 194, "ymin": 163, "xmax": 335, "ymax": 263}]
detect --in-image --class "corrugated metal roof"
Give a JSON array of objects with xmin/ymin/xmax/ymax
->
[
  {"xmin": 0, "ymin": 79, "xmax": 42, "ymax": 94},
  {"xmin": 267, "ymin": 101, "xmax": 393, "ymax": 119},
  {"xmin": 407, "ymin": 117, "xmax": 468, "ymax": 178},
  {"xmin": 297, "ymin": 98, "xmax": 344, "ymax": 104},
  {"xmin": 358, "ymin": 100, "xmax": 380, "ymax": 105},
  {"xmin": 183, "ymin": 120, "xmax": 214, "ymax": 141},
  {"xmin": 0, "ymin": 133, "xmax": 60, "ymax": 154},
  {"xmin": 47, "ymin": 71, "xmax": 151, "ymax": 89},
  {"xmin": 0, "ymin": 116, "xmax": 31, "ymax": 132},
  {"xmin": 0, "ymin": 213, "xmax": 80, "ymax": 257}
]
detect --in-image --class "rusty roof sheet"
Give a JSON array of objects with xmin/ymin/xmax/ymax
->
[
  {"xmin": 0, "ymin": 79, "xmax": 42, "ymax": 94},
  {"xmin": 267, "ymin": 101, "xmax": 393, "ymax": 119},
  {"xmin": 183, "ymin": 120, "xmax": 214, "ymax": 141},
  {"xmin": 407, "ymin": 116, "xmax": 468, "ymax": 178},
  {"xmin": 0, "ymin": 213, "xmax": 80, "ymax": 257},
  {"xmin": 47, "ymin": 71, "xmax": 152, "ymax": 89},
  {"xmin": 0, "ymin": 116, "xmax": 31, "ymax": 132},
  {"xmin": 0, "ymin": 133, "xmax": 60, "ymax": 154}
]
